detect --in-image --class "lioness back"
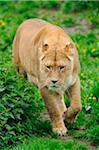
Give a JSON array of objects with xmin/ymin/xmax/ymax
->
[{"xmin": 12, "ymin": 19, "xmax": 51, "ymax": 83}]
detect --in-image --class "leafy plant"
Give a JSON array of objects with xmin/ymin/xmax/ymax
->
[
  {"xmin": 62, "ymin": 1, "xmax": 99, "ymax": 13},
  {"xmin": 0, "ymin": 65, "xmax": 49, "ymax": 148},
  {"xmin": 92, "ymin": 82, "xmax": 99, "ymax": 100},
  {"xmin": 40, "ymin": 0, "xmax": 60, "ymax": 10},
  {"xmin": 90, "ymin": 9, "xmax": 99, "ymax": 28},
  {"xmin": 62, "ymin": 17, "xmax": 76, "ymax": 27}
]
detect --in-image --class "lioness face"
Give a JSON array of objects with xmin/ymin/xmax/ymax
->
[{"xmin": 40, "ymin": 41, "xmax": 74, "ymax": 91}]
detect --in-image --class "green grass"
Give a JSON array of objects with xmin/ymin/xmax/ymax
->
[
  {"xmin": 4, "ymin": 137, "xmax": 89, "ymax": 150},
  {"xmin": 0, "ymin": 1, "xmax": 99, "ymax": 150}
]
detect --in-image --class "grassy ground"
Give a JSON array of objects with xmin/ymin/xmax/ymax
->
[
  {"xmin": 0, "ymin": 1, "xmax": 99, "ymax": 150},
  {"xmin": 4, "ymin": 137, "xmax": 90, "ymax": 150}
]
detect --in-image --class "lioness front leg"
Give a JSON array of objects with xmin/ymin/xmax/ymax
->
[
  {"xmin": 57, "ymin": 92, "xmax": 67, "ymax": 116},
  {"xmin": 40, "ymin": 87, "xmax": 67, "ymax": 136},
  {"xmin": 65, "ymin": 77, "xmax": 82, "ymax": 123}
]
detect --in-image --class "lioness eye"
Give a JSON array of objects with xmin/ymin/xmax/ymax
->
[
  {"xmin": 46, "ymin": 66, "xmax": 51, "ymax": 70},
  {"xmin": 60, "ymin": 66, "xmax": 65, "ymax": 71}
]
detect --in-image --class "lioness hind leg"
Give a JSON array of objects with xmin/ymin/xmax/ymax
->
[
  {"xmin": 13, "ymin": 52, "xmax": 26, "ymax": 77},
  {"xmin": 17, "ymin": 65, "xmax": 26, "ymax": 77},
  {"xmin": 41, "ymin": 87, "xmax": 67, "ymax": 136},
  {"xmin": 14, "ymin": 63, "xmax": 26, "ymax": 78},
  {"xmin": 12, "ymin": 27, "xmax": 26, "ymax": 77},
  {"xmin": 64, "ymin": 78, "xmax": 82, "ymax": 123}
]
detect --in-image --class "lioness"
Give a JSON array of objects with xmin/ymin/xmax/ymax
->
[{"xmin": 12, "ymin": 19, "xmax": 82, "ymax": 136}]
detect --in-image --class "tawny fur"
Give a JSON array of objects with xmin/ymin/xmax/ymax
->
[{"xmin": 12, "ymin": 19, "xmax": 82, "ymax": 135}]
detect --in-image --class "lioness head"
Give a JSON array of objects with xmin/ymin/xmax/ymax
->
[{"xmin": 39, "ymin": 32, "xmax": 75, "ymax": 92}]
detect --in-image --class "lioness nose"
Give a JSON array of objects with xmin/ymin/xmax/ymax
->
[{"xmin": 51, "ymin": 80, "xmax": 58, "ymax": 84}]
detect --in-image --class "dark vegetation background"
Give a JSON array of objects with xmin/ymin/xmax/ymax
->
[{"xmin": 0, "ymin": 1, "xmax": 99, "ymax": 149}]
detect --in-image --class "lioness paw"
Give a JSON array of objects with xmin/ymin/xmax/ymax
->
[
  {"xmin": 53, "ymin": 126, "xmax": 67, "ymax": 136},
  {"xmin": 65, "ymin": 116, "xmax": 76, "ymax": 124},
  {"xmin": 64, "ymin": 112, "xmax": 76, "ymax": 124}
]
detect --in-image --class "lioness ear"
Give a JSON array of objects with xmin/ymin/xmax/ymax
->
[
  {"xmin": 65, "ymin": 43, "xmax": 75, "ymax": 60},
  {"xmin": 39, "ymin": 42, "xmax": 49, "ymax": 53},
  {"xmin": 42, "ymin": 43, "xmax": 49, "ymax": 52}
]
